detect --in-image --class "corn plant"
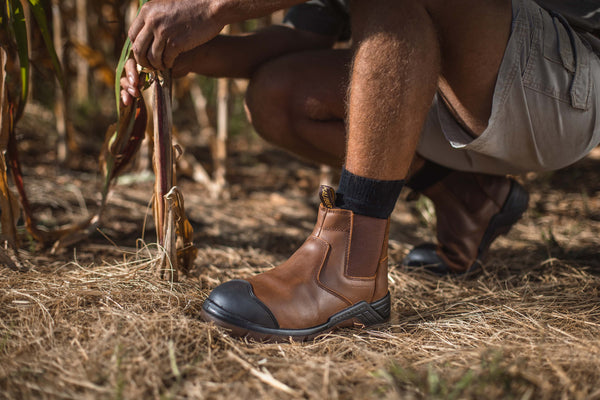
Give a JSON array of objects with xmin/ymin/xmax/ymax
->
[
  {"xmin": 0, "ymin": 0, "xmax": 71, "ymax": 267},
  {"xmin": 47, "ymin": 0, "xmax": 196, "ymax": 278},
  {"xmin": 98, "ymin": 0, "xmax": 196, "ymax": 281},
  {"xmin": 1, "ymin": 0, "xmax": 196, "ymax": 276}
]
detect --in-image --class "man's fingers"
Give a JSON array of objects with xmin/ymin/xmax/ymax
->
[
  {"xmin": 120, "ymin": 76, "xmax": 139, "ymax": 98},
  {"xmin": 147, "ymin": 36, "xmax": 167, "ymax": 70},
  {"xmin": 162, "ymin": 38, "xmax": 181, "ymax": 70},
  {"xmin": 124, "ymin": 58, "xmax": 139, "ymax": 87},
  {"xmin": 120, "ymin": 58, "xmax": 141, "ymax": 106},
  {"xmin": 127, "ymin": 3, "xmax": 147, "ymax": 42},
  {"xmin": 131, "ymin": 25, "xmax": 154, "ymax": 68},
  {"xmin": 121, "ymin": 89, "xmax": 132, "ymax": 107}
]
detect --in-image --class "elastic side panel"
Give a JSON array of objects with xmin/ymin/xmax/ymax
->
[{"xmin": 346, "ymin": 215, "xmax": 388, "ymax": 278}]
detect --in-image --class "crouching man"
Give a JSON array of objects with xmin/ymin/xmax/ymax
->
[{"xmin": 121, "ymin": 0, "xmax": 600, "ymax": 340}]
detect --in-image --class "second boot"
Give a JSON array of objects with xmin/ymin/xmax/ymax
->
[{"xmin": 404, "ymin": 168, "xmax": 529, "ymax": 275}]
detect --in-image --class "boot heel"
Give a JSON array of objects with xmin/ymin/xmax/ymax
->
[
  {"xmin": 371, "ymin": 292, "xmax": 391, "ymax": 321},
  {"xmin": 478, "ymin": 180, "xmax": 529, "ymax": 255}
]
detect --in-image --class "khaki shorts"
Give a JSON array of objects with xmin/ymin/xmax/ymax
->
[{"xmin": 417, "ymin": 0, "xmax": 600, "ymax": 174}]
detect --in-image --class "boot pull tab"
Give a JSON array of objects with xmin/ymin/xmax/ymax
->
[{"xmin": 319, "ymin": 185, "xmax": 336, "ymax": 209}]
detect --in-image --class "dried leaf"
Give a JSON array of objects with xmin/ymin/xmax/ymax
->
[
  {"xmin": 166, "ymin": 186, "xmax": 196, "ymax": 275},
  {"xmin": 155, "ymin": 186, "xmax": 197, "ymax": 280},
  {"xmin": 50, "ymin": 214, "xmax": 97, "ymax": 253},
  {"xmin": 99, "ymin": 95, "xmax": 147, "ymax": 194}
]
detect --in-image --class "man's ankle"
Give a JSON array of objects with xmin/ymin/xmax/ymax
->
[{"xmin": 335, "ymin": 168, "xmax": 404, "ymax": 219}]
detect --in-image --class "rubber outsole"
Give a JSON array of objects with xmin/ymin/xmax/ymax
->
[{"xmin": 201, "ymin": 292, "xmax": 391, "ymax": 342}]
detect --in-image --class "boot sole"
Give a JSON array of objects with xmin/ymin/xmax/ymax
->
[{"xmin": 201, "ymin": 292, "xmax": 391, "ymax": 342}]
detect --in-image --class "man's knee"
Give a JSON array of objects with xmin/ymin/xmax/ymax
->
[{"xmin": 245, "ymin": 59, "xmax": 294, "ymax": 147}]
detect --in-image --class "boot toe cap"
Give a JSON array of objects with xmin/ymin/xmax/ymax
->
[
  {"xmin": 403, "ymin": 243, "xmax": 453, "ymax": 275},
  {"xmin": 202, "ymin": 279, "xmax": 279, "ymax": 329}
]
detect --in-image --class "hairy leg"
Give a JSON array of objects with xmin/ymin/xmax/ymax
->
[{"xmin": 346, "ymin": 0, "xmax": 512, "ymax": 181}]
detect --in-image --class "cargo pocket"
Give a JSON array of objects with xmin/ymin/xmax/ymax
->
[{"xmin": 522, "ymin": 8, "xmax": 591, "ymax": 110}]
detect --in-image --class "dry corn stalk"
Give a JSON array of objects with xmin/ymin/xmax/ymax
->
[
  {"xmin": 75, "ymin": 0, "xmax": 89, "ymax": 101},
  {"xmin": 213, "ymin": 74, "xmax": 228, "ymax": 198},
  {"xmin": 51, "ymin": 0, "xmax": 68, "ymax": 163},
  {"xmin": 0, "ymin": 47, "xmax": 22, "ymax": 267},
  {"xmin": 151, "ymin": 71, "xmax": 173, "ymax": 248},
  {"xmin": 150, "ymin": 71, "xmax": 196, "ymax": 280}
]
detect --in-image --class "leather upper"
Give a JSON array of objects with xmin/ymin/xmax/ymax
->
[
  {"xmin": 423, "ymin": 172, "xmax": 511, "ymax": 272},
  {"xmin": 248, "ymin": 205, "xmax": 389, "ymax": 329}
]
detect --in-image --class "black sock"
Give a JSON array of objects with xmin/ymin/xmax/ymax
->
[
  {"xmin": 405, "ymin": 160, "xmax": 452, "ymax": 192},
  {"xmin": 335, "ymin": 168, "xmax": 405, "ymax": 219}
]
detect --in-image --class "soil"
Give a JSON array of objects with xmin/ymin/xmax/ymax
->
[{"xmin": 1, "ymin": 105, "xmax": 600, "ymax": 399}]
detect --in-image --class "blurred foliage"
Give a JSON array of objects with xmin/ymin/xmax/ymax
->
[{"xmin": 1, "ymin": 0, "xmax": 258, "ymax": 260}]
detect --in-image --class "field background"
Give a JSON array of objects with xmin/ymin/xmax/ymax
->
[{"xmin": 2, "ymin": 2, "xmax": 600, "ymax": 399}]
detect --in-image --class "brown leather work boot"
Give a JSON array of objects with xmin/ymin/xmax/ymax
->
[
  {"xmin": 201, "ymin": 186, "xmax": 391, "ymax": 341},
  {"xmin": 403, "ymin": 171, "xmax": 529, "ymax": 275}
]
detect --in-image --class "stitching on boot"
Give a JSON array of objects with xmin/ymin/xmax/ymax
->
[{"xmin": 312, "ymin": 236, "xmax": 354, "ymax": 307}]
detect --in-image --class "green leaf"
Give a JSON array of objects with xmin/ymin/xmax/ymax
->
[
  {"xmin": 9, "ymin": 0, "xmax": 29, "ymax": 121},
  {"xmin": 4, "ymin": 0, "xmax": 11, "ymax": 23},
  {"xmin": 114, "ymin": 37, "xmax": 132, "ymax": 115},
  {"xmin": 114, "ymin": 0, "xmax": 150, "ymax": 115},
  {"xmin": 27, "ymin": 0, "xmax": 65, "ymax": 91}
]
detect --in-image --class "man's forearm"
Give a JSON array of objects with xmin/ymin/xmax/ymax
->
[
  {"xmin": 213, "ymin": 0, "xmax": 308, "ymax": 26},
  {"xmin": 129, "ymin": 0, "xmax": 312, "ymax": 70},
  {"xmin": 180, "ymin": 25, "xmax": 336, "ymax": 79}
]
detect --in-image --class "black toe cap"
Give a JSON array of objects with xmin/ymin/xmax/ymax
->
[
  {"xmin": 202, "ymin": 279, "xmax": 279, "ymax": 329},
  {"xmin": 403, "ymin": 243, "xmax": 452, "ymax": 275}
]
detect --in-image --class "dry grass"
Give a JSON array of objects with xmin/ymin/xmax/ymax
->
[
  {"xmin": 3, "ymin": 245, "xmax": 600, "ymax": 399},
  {"xmin": 2, "ymin": 138, "xmax": 600, "ymax": 399}
]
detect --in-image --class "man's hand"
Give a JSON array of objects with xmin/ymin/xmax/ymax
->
[
  {"xmin": 128, "ymin": 0, "xmax": 225, "ymax": 71},
  {"xmin": 120, "ymin": 59, "xmax": 141, "ymax": 107},
  {"xmin": 120, "ymin": 46, "xmax": 204, "ymax": 106}
]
